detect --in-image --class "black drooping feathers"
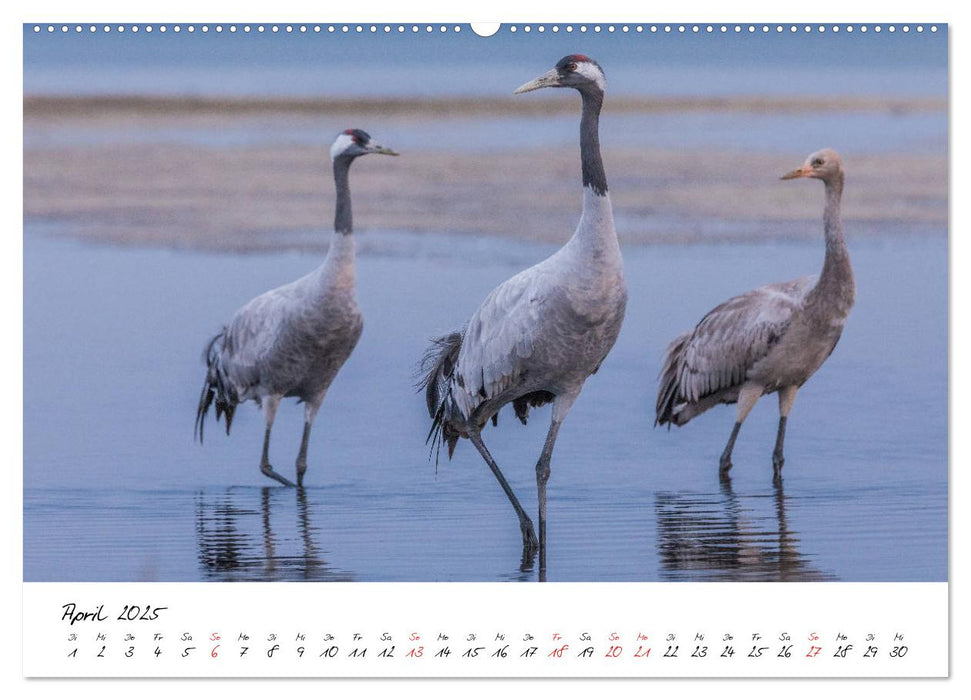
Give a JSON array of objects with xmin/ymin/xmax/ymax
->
[
  {"xmin": 417, "ymin": 331, "xmax": 463, "ymax": 463},
  {"xmin": 513, "ymin": 390, "xmax": 555, "ymax": 425},
  {"xmin": 195, "ymin": 330, "xmax": 239, "ymax": 443},
  {"xmin": 417, "ymin": 330, "xmax": 557, "ymax": 464}
]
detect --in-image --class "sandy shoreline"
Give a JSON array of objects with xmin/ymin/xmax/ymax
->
[
  {"xmin": 25, "ymin": 94, "xmax": 947, "ymax": 119},
  {"xmin": 24, "ymin": 97, "xmax": 947, "ymax": 251}
]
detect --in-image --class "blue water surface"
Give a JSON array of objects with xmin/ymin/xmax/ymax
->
[{"xmin": 23, "ymin": 226, "xmax": 947, "ymax": 582}]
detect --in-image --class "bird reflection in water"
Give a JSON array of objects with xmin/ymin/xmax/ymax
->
[
  {"xmin": 655, "ymin": 475, "xmax": 835, "ymax": 581},
  {"xmin": 195, "ymin": 487, "xmax": 354, "ymax": 581}
]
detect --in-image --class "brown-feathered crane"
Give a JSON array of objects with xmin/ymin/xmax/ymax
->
[{"xmin": 656, "ymin": 149, "xmax": 855, "ymax": 478}]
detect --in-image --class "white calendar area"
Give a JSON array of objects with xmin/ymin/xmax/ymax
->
[{"xmin": 23, "ymin": 582, "xmax": 947, "ymax": 677}]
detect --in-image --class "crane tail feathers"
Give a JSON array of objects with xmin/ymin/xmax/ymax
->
[
  {"xmin": 416, "ymin": 330, "xmax": 464, "ymax": 465},
  {"xmin": 655, "ymin": 331, "xmax": 692, "ymax": 428},
  {"xmin": 195, "ymin": 330, "xmax": 239, "ymax": 444}
]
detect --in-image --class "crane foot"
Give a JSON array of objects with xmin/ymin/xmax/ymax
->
[
  {"xmin": 261, "ymin": 463, "xmax": 297, "ymax": 487},
  {"xmin": 521, "ymin": 518, "xmax": 539, "ymax": 555},
  {"xmin": 519, "ymin": 520, "xmax": 538, "ymax": 573}
]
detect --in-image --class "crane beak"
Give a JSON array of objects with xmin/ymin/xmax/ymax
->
[
  {"xmin": 514, "ymin": 68, "xmax": 561, "ymax": 94},
  {"xmin": 368, "ymin": 144, "xmax": 399, "ymax": 156},
  {"xmin": 781, "ymin": 165, "xmax": 812, "ymax": 180}
]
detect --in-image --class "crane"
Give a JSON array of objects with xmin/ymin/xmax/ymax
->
[
  {"xmin": 196, "ymin": 128, "xmax": 398, "ymax": 487},
  {"xmin": 656, "ymin": 148, "xmax": 854, "ymax": 479},
  {"xmin": 420, "ymin": 56, "xmax": 628, "ymax": 576}
]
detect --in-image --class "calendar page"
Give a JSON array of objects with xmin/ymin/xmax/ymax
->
[{"xmin": 20, "ymin": 13, "xmax": 949, "ymax": 681}]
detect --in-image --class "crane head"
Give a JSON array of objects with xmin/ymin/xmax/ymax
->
[
  {"xmin": 514, "ymin": 54, "xmax": 606, "ymax": 95},
  {"xmin": 781, "ymin": 148, "xmax": 843, "ymax": 182},
  {"xmin": 330, "ymin": 129, "xmax": 399, "ymax": 162}
]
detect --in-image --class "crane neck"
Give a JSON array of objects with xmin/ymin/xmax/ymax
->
[
  {"xmin": 322, "ymin": 229, "xmax": 356, "ymax": 290},
  {"xmin": 332, "ymin": 155, "xmax": 354, "ymax": 236},
  {"xmin": 820, "ymin": 172, "xmax": 849, "ymax": 274},
  {"xmin": 568, "ymin": 86, "xmax": 621, "ymax": 262},
  {"xmin": 810, "ymin": 171, "xmax": 854, "ymax": 308},
  {"xmin": 579, "ymin": 87, "xmax": 608, "ymax": 197},
  {"xmin": 319, "ymin": 155, "xmax": 358, "ymax": 293}
]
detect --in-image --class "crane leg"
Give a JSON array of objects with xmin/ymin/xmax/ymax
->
[
  {"xmin": 296, "ymin": 402, "xmax": 322, "ymax": 488},
  {"xmin": 533, "ymin": 391, "xmax": 579, "ymax": 580},
  {"xmin": 295, "ymin": 422, "xmax": 312, "ymax": 487},
  {"xmin": 535, "ymin": 418, "xmax": 563, "ymax": 582},
  {"xmin": 773, "ymin": 386, "xmax": 799, "ymax": 478},
  {"xmin": 719, "ymin": 424, "xmax": 742, "ymax": 474},
  {"xmin": 469, "ymin": 430, "xmax": 539, "ymax": 557},
  {"xmin": 719, "ymin": 382, "xmax": 762, "ymax": 474},
  {"xmin": 259, "ymin": 396, "xmax": 296, "ymax": 487}
]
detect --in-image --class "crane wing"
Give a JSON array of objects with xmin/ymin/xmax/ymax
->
[
  {"xmin": 221, "ymin": 281, "xmax": 337, "ymax": 397},
  {"xmin": 671, "ymin": 276, "xmax": 816, "ymax": 405},
  {"xmin": 451, "ymin": 264, "xmax": 556, "ymax": 419},
  {"xmin": 221, "ymin": 291, "xmax": 291, "ymax": 392}
]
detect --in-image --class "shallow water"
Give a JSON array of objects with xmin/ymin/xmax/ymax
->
[{"xmin": 23, "ymin": 227, "xmax": 947, "ymax": 582}]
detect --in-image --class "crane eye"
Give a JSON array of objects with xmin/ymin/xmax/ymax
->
[
  {"xmin": 812, "ymin": 158, "xmax": 824, "ymax": 167},
  {"xmin": 567, "ymin": 62, "xmax": 578, "ymax": 71}
]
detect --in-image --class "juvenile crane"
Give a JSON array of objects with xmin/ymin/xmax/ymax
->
[
  {"xmin": 420, "ymin": 56, "xmax": 628, "ymax": 574},
  {"xmin": 196, "ymin": 129, "xmax": 398, "ymax": 487},
  {"xmin": 656, "ymin": 148, "xmax": 855, "ymax": 478}
]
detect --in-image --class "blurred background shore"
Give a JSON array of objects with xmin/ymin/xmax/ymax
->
[
  {"xmin": 23, "ymin": 93, "xmax": 946, "ymax": 251},
  {"xmin": 23, "ymin": 25, "xmax": 947, "ymax": 252}
]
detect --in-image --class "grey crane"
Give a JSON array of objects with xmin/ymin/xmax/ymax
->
[
  {"xmin": 196, "ymin": 129, "xmax": 398, "ymax": 487},
  {"xmin": 420, "ymin": 56, "xmax": 628, "ymax": 575},
  {"xmin": 656, "ymin": 148, "xmax": 855, "ymax": 478}
]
